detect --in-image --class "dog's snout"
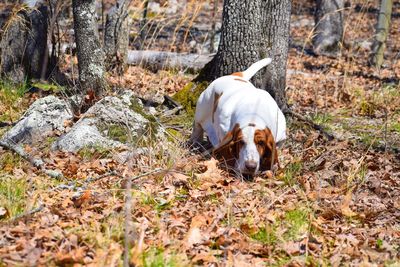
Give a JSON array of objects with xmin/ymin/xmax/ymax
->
[{"xmin": 244, "ymin": 160, "xmax": 257, "ymax": 173}]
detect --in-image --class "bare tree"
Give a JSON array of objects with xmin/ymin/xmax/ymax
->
[
  {"xmin": 313, "ymin": 0, "xmax": 344, "ymax": 57},
  {"xmin": 196, "ymin": 0, "xmax": 291, "ymax": 110},
  {"xmin": 371, "ymin": 0, "xmax": 393, "ymax": 68},
  {"xmin": 72, "ymin": 0, "xmax": 106, "ymax": 97}
]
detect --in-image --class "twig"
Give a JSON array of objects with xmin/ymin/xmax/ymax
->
[
  {"xmin": 131, "ymin": 168, "xmax": 164, "ymax": 182},
  {"xmin": 51, "ymin": 171, "xmax": 121, "ymax": 192},
  {"xmin": 0, "ymin": 139, "xmax": 64, "ymax": 179},
  {"xmin": 285, "ymin": 109, "xmax": 400, "ymax": 154},
  {"xmin": 285, "ymin": 109, "xmax": 335, "ymax": 140},
  {"xmin": 160, "ymin": 106, "xmax": 183, "ymax": 117},
  {"xmin": 3, "ymin": 204, "xmax": 44, "ymax": 225}
]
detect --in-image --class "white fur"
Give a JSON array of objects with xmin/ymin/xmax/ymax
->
[{"xmin": 190, "ymin": 58, "xmax": 286, "ymax": 173}]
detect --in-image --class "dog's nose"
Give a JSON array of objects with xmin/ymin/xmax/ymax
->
[{"xmin": 244, "ymin": 160, "xmax": 257, "ymax": 173}]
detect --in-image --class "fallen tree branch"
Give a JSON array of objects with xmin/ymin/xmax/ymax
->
[
  {"xmin": 0, "ymin": 140, "xmax": 64, "ymax": 179},
  {"xmin": 51, "ymin": 171, "xmax": 121, "ymax": 192},
  {"xmin": 127, "ymin": 50, "xmax": 214, "ymax": 72},
  {"xmin": 4, "ymin": 204, "xmax": 44, "ymax": 224},
  {"xmin": 285, "ymin": 109, "xmax": 400, "ymax": 154},
  {"xmin": 285, "ymin": 109, "xmax": 335, "ymax": 141}
]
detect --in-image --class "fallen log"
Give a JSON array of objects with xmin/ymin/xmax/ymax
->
[{"xmin": 127, "ymin": 50, "xmax": 214, "ymax": 72}]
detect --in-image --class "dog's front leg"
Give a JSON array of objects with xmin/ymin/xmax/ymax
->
[{"xmin": 189, "ymin": 122, "xmax": 204, "ymax": 144}]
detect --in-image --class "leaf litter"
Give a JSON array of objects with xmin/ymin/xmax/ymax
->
[{"xmin": 1, "ymin": 0, "xmax": 400, "ymax": 265}]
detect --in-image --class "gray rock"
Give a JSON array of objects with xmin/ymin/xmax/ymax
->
[
  {"xmin": 53, "ymin": 93, "xmax": 161, "ymax": 153},
  {"xmin": 1, "ymin": 95, "xmax": 73, "ymax": 145}
]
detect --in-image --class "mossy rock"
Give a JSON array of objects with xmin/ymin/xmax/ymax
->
[{"xmin": 172, "ymin": 81, "xmax": 209, "ymax": 116}]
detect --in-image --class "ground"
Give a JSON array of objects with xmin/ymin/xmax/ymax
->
[{"xmin": 0, "ymin": 0, "xmax": 399, "ymax": 266}]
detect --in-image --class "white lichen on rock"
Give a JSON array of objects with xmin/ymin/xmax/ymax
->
[{"xmin": 1, "ymin": 95, "xmax": 73, "ymax": 144}]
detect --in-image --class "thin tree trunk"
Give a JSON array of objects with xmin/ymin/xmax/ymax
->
[
  {"xmin": 72, "ymin": 0, "xmax": 106, "ymax": 97},
  {"xmin": 371, "ymin": 0, "xmax": 393, "ymax": 68},
  {"xmin": 104, "ymin": 0, "xmax": 131, "ymax": 74},
  {"xmin": 196, "ymin": 0, "xmax": 291, "ymax": 110},
  {"xmin": 313, "ymin": 0, "xmax": 344, "ymax": 57}
]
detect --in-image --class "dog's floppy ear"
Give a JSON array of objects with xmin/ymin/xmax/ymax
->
[
  {"xmin": 213, "ymin": 123, "xmax": 241, "ymax": 166},
  {"xmin": 260, "ymin": 128, "xmax": 279, "ymax": 171}
]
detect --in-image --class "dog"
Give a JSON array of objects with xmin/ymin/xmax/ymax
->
[{"xmin": 190, "ymin": 58, "xmax": 286, "ymax": 175}]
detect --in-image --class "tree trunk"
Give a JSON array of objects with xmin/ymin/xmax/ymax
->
[
  {"xmin": 260, "ymin": 0, "xmax": 291, "ymax": 110},
  {"xmin": 313, "ymin": 0, "xmax": 344, "ymax": 57},
  {"xmin": 195, "ymin": 0, "xmax": 291, "ymax": 110},
  {"xmin": 72, "ymin": 0, "xmax": 106, "ymax": 97},
  {"xmin": 370, "ymin": 0, "xmax": 393, "ymax": 68},
  {"xmin": 0, "ymin": 2, "xmax": 48, "ymax": 83},
  {"xmin": 104, "ymin": 0, "xmax": 131, "ymax": 74}
]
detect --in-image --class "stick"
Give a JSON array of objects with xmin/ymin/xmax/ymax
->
[
  {"xmin": 285, "ymin": 109, "xmax": 335, "ymax": 140},
  {"xmin": 285, "ymin": 109, "xmax": 400, "ymax": 153},
  {"xmin": 3, "ymin": 204, "xmax": 44, "ymax": 225},
  {"xmin": 0, "ymin": 139, "xmax": 64, "ymax": 179}
]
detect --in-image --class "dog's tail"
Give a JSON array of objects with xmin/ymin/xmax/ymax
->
[{"xmin": 233, "ymin": 58, "xmax": 272, "ymax": 81}]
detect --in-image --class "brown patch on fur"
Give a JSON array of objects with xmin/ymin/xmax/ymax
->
[
  {"xmin": 254, "ymin": 128, "xmax": 279, "ymax": 171},
  {"xmin": 213, "ymin": 123, "xmax": 243, "ymax": 168},
  {"xmin": 234, "ymin": 78, "xmax": 248, "ymax": 83},
  {"xmin": 231, "ymin": 72, "xmax": 243, "ymax": 77},
  {"xmin": 212, "ymin": 92, "xmax": 222, "ymax": 123}
]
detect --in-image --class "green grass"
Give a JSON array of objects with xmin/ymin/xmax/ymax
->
[
  {"xmin": 104, "ymin": 124, "xmax": 129, "ymax": 143},
  {"xmin": 140, "ymin": 193, "xmax": 172, "ymax": 213},
  {"xmin": 31, "ymin": 82, "xmax": 62, "ymax": 92},
  {"xmin": 283, "ymin": 208, "xmax": 310, "ymax": 241},
  {"xmin": 282, "ymin": 161, "xmax": 302, "ymax": 186},
  {"xmin": 77, "ymin": 145, "xmax": 113, "ymax": 160},
  {"xmin": 311, "ymin": 112, "xmax": 333, "ymax": 127},
  {"xmin": 141, "ymin": 247, "xmax": 182, "ymax": 267},
  {"xmin": 0, "ymin": 80, "xmax": 29, "ymax": 122},
  {"xmin": 390, "ymin": 122, "xmax": 400, "ymax": 133},
  {"xmin": 250, "ymin": 225, "xmax": 277, "ymax": 245},
  {"xmin": 0, "ymin": 175, "xmax": 28, "ymax": 219}
]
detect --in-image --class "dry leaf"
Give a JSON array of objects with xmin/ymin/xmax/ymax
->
[{"xmin": 340, "ymin": 188, "xmax": 357, "ymax": 217}]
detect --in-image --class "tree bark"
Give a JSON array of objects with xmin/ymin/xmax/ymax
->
[
  {"xmin": 313, "ymin": 0, "xmax": 344, "ymax": 57},
  {"xmin": 196, "ymin": 0, "xmax": 291, "ymax": 110},
  {"xmin": 370, "ymin": 0, "xmax": 393, "ymax": 68},
  {"xmin": 72, "ymin": 0, "xmax": 106, "ymax": 97},
  {"xmin": 260, "ymin": 0, "xmax": 291, "ymax": 110},
  {"xmin": 0, "ymin": 2, "xmax": 48, "ymax": 83},
  {"xmin": 104, "ymin": 0, "xmax": 131, "ymax": 74}
]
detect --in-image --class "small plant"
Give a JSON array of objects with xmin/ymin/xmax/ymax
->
[
  {"xmin": 78, "ymin": 145, "xmax": 112, "ymax": 160},
  {"xmin": 283, "ymin": 208, "xmax": 310, "ymax": 241},
  {"xmin": 0, "ymin": 152, "xmax": 23, "ymax": 173},
  {"xmin": 0, "ymin": 176, "xmax": 27, "ymax": 219},
  {"xmin": 311, "ymin": 112, "xmax": 333, "ymax": 127},
  {"xmin": 250, "ymin": 225, "xmax": 277, "ymax": 245},
  {"xmin": 376, "ymin": 238, "xmax": 383, "ymax": 250},
  {"xmin": 282, "ymin": 161, "xmax": 302, "ymax": 186},
  {"xmin": 0, "ymin": 80, "xmax": 29, "ymax": 122},
  {"xmin": 107, "ymin": 124, "xmax": 129, "ymax": 143},
  {"xmin": 141, "ymin": 247, "xmax": 180, "ymax": 267}
]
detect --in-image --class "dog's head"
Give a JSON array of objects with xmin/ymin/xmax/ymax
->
[{"xmin": 213, "ymin": 123, "xmax": 279, "ymax": 175}]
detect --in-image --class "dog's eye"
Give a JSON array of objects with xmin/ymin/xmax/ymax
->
[
  {"xmin": 257, "ymin": 140, "xmax": 264, "ymax": 146},
  {"xmin": 238, "ymin": 140, "xmax": 245, "ymax": 146}
]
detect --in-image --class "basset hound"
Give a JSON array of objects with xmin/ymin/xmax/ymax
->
[{"xmin": 190, "ymin": 58, "xmax": 286, "ymax": 175}]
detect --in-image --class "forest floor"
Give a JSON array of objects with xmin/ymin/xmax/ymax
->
[{"xmin": 0, "ymin": 0, "xmax": 399, "ymax": 266}]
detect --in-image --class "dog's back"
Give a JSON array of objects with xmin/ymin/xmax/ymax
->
[{"xmin": 192, "ymin": 58, "xmax": 285, "ymax": 146}]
